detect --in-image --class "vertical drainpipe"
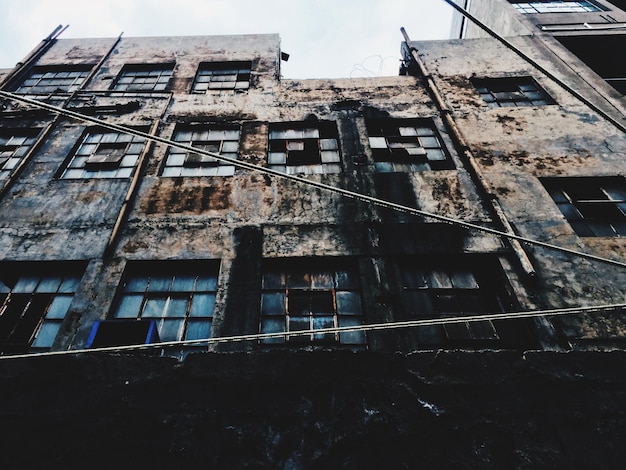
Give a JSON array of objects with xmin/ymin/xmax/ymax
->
[
  {"xmin": 0, "ymin": 34, "xmax": 124, "ymax": 201},
  {"xmin": 103, "ymin": 96, "xmax": 173, "ymax": 259},
  {"xmin": 401, "ymin": 28, "xmax": 536, "ymax": 277}
]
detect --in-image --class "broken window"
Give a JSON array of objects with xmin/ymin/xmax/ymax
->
[
  {"xmin": 268, "ymin": 122, "xmax": 342, "ymax": 175},
  {"xmin": 366, "ymin": 118, "xmax": 454, "ymax": 172},
  {"xmin": 401, "ymin": 257, "xmax": 530, "ymax": 347},
  {"xmin": 112, "ymin": 64, "xmax": 174, "ymax": 92},
  {"xmin": 260, "ymin": 259, "xmax": 366, "ymax": 346},
  {"xmin": 162, "ymin": 125, "xmax": 240, "ymax": 177},
  {"xmin": 60, "ymin": 128, "xmax": 146, "ymax": 179},
  {"xmin": 110, "ymin": 261, "xmax": 219, "ymax": 349},
  {"xmin": 510, "ymin": 1, "xmax": 604, "ymax": 13},
  {"xmin": 0, "ymin": 128, "xmax": 41, "ymax": 181},
  {"xmin": 192, "ymin": 61, "xmax": 251, "ymax": 93},
  {"xmin": 472, "ymin": 77, "xmax": 555, "ymax": 107},
  {"xmin": 542, "ymin": 176, "xmax": 626, "ymax": 236},
  {"xmin": 0, "ymin": 267, "xmax": 83, "ymax": 352},
  {"xmin": 14, "ymin": 65, "xmax": 92, "ymax": 94}
]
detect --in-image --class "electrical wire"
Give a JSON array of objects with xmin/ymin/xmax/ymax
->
[
  {"xmin": 1, "ymin": 90, "xmax": 626, "ymax": 271},
  {"xmin": 1, "ymin": 301, "xmax": 625, "ymax": 360}
]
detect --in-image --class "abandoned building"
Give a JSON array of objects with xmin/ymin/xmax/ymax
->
[{"xmin": 0, "ymin": 0, "xmax": 625, "ymax": 467}]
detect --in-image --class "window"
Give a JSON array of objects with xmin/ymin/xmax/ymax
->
[
  {"xmin": 0, "ymin": 268, "xmax": 82, "ymax": 352},
  {"xmin": 162, "ymin": 125, "xmax": 240, "ymax": 177},
  {"xmin": 511, "ymin": 1, "xmax": 604, "ymax": 13},
  {"xmin": 0, "ymin": 128, "xmax": 41, "ymax": 181},
  {"xmin": 268, "ymin": 122, "xmax": 341, "ymax": 175},
  {"xmin": 260, "ymin": 259, "xmax": 366, "ymax": 346},
  {"xmin": 192, "ymin": 61, "xmax": 251, "ymax": 93},
  {"xmin": 401, "ymin": 257, "xmax": 529, "ymax": 347},
  {"xmin": 366, "ymin": 118, "xmax": 453, "ymax": 172},
  {"xmin": 473, "ymin": 77, "xmax": 555, "ymax": 107},
  {"xmin": 60, "ymin": 128, "xmax": 146, "ymax": 179},
  {"xmin": 14, "ymin": 65, "xmax": 92, "ymax": 94},
  {"xmin": 111, "ymin": 262, "xmax": 218, "ymax": 348},
  {"xmin": 542, "ymin": 177, "xmax": 626, "ymax": 236},
  {"xmin": 112, "ymin": 64, "xmax": 174, "ymax": 92}
]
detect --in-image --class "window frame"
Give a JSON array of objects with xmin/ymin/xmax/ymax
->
[
  {"xmin": 13, "ymin": 65, "xmax": 93, "ymax": 94},
  {"xmin": 161, "ymin": 124, "xmax": 241, "ymax": 177},
  {"xmin": 267, "ymin": 121, "xmax": 342, "ymax": 175},
  {"xmin": 472, "ymin": 76, "xmax": 555, "ymax": 107},
  {"xmin": 59, "ymin": 127, "xmax": 147, "ymax": 179},
  {"xmin": 0, "ymin": 263, "xmax": 84, "ymax": 352},
  {"xmin": 191, "ymin": 61, "xmax": 252, "ymax": 93},
  {"xmin": 109, "ymin": 260, "xmax": 220, "ymax": 349},
  {"xmin": 259, "ymin": 258, "xmax": 366, "ymax": 347},
  {"xmin": 366, "ymin": 118, "xmax": 454, "ymax": 172},
  {"xmin": 542, "ymin": 176, "xmax": 626, "ymax": 237},
  {"xmin": 400, "ymin": 255, "xmax": 531, "ymax": 348},
  {"xmin": 0, "ymin": 127, "xmax": 42, "ymax": 181},
  {"xmin": 510, "ymin": 1, "xmax": 605, "ymax": 14},
  {"xmin": 111, "ymin": 63, "xmax": 175, "ymax": 93}
]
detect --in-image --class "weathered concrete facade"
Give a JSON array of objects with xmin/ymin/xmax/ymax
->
[
  {"xmin": 0, "ymin": 32, "xmax": 556, "ymax": 356},
  {"xmin": 1, "ymin": 14, "xmax": 626, "ymax": 464}
]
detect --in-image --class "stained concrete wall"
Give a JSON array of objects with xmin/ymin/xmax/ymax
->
[
  {"xmin": 0, "ymin": 32, "xmax": 624, "ymax": 356},
  {"xmin": 410, "ymin": 36, "xmax": 626, "ymax": 350}
]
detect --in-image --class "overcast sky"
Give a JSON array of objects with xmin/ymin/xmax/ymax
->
[{"xmin": 0, "ymin": 0, "xmax": 454, "ymax": 79}]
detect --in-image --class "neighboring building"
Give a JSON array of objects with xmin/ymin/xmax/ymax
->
[{"xmin": 1, "ymin": 6, "xmax": 626, "ymax": 464}]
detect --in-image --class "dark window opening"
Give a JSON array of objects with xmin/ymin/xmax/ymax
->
[
  {"xmin": 557, "ymin": 35, "xmax": 626, "ymax": 95},
  {"xmin": 542, "ymin": 176, "xmax": 626, "ymax": 236},
  {"xmin": 260, "ymin": 259, "xmax": 366, "ymax": 346},
  {"xmin": 472, "ymin": 77, "xmax": 555, "ymax": 107},
  {"xmin": 86, "ymin": 319, "xmax": 160, "ymax": 349},
  {"xmin": 366, "ymin": 118, "xmax": 454, "ymax": 172},
  {"xmin": 401, "ymin": 256, "xmax": 531, "ymax": 348}
]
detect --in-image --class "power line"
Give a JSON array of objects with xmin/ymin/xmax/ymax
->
[
  {"xmin": 1, "ymin": 90, "xmax": 625, "ymax": 271},
  {"xmin": 1, "ymin": 301, "xmax": 624, "ymax": 360}
]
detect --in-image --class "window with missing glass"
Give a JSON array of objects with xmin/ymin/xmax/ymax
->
[
  {"xmin": 162, "ymin": 125, "xmax": 240, "ymax": 177},
  {"xmin": 111, "ymin": 261, "xmax": 219, "ymax": 348},
  {"xmin": 542, "ymin": 176, "xmax": 626, "ymax": 236},
  {"xmin": 511, "ymin": 1, "xmax": 604, "ymax": 13},
  {"xmin": 60, "ymin": 128, "xmax": 146, "ymax": 179},
  {"xmin": 14, "ymin": 65, "xmax": 92, "ymax": 94},
  {"xmin": 268, "ymin": 121, "xmax": 342, "ymax": 175},
  {"xmin": 401, "ymin": 257, "xmax": 531, "ymax": 348},
  {"xmin": 112, "ymin": 64, "xmax": 174, "ymax": 92},
  {"xmin": 192, "ymin": 61, "xmax": 251, "ymax": 93},
  {"xmin": 0, "ymin": 128, "xmax": 41, "ymax": 181},
  {"xmin": 472, "ymin": 77, "xmax": 555, "ymax": 107},
  {"xmin": 366, "ymin": 118, "xmax": 453, "ymax": 172},
  {"xmin": 0, "ymin": 267, "xmax": 83, "ymax": 352},
  {"xmin": 260, "ymin": 259, "xmax": 366, "ymax": 346}
]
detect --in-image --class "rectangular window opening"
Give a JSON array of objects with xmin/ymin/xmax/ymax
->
[
  {"xmin": 472, "ymin": 76, "xmax": 555, "ymax": 107},
  {"xmin": 260, "ymin": 258, "xmax": 366, "ymax": 347}
]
